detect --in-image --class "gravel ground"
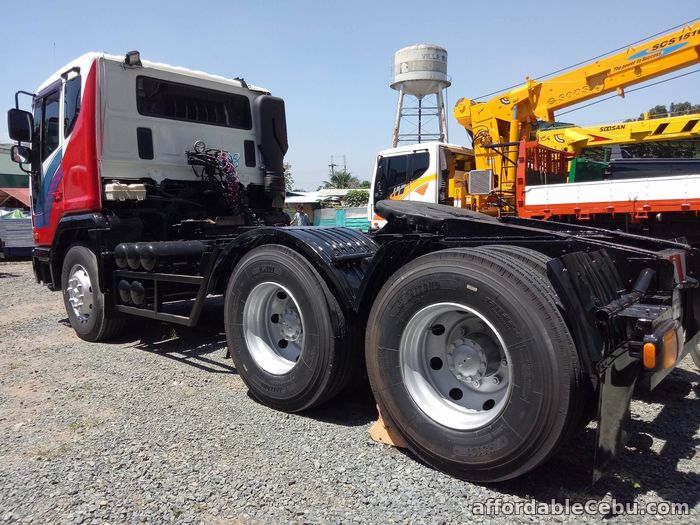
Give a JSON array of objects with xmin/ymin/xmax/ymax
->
[{"xmin": 0, "ymin": 259, "xmax": 698, "ymax": 524}]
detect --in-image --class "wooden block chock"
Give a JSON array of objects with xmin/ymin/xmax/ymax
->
[{"xmin": 368, "ymin": 405, "xmax": 408, "ymax": 449}]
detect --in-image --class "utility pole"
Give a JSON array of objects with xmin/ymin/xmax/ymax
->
[{"xmin": 328, "ymin": 155, "xmax": 338, "ymax": 177}]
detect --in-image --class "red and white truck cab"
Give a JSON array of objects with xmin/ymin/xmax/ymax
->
[{"xmin": 8, "ymin": 51, "xmax": 287, "ymax": 287}]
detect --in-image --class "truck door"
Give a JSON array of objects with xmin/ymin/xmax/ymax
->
[
  {"xmin": 405, "ymin": 151, "xmax": 431, "ymax": 202},
  {"xmin": 31, "ymin": 83, "xmax": 63, "ymax": 243},
  {"xmin": 376, "ymin": 151, "xmax": 432, "ymax": 203}
]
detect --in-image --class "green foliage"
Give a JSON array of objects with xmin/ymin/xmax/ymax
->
[
  {"xmin": 613, "ymin": 102, "xmax": 700, "ymax": 158},
  {"xmin": 323, "ymin": 169, "xmax": 360, "ymax": 189},
  {"xmin": 283, "ymin": 162, "xmax": 294, "ymax": 192},
  {"xmin": 344, "ymin": 189, "xmax": 369, "ymax": 207},
  {"xmin": 358, "ymin": 180, "xmax": 371, "ymax": 188},
  {"xmin": 636, "ymin": 101, "xmax": 700, "ymax": 120}
]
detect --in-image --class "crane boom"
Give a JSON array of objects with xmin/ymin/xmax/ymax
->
[
  {"xmin": 537, "ymin": 112, "xmax": 700, "ymax": 154},
  {"xmin": 454, "ymin": 20, "xmax": 700, "ymax": 203}
]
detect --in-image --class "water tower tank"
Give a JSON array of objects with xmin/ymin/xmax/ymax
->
[{"xmin": 390, "ymin": 44, "xmax": 450, "ymax": 98}]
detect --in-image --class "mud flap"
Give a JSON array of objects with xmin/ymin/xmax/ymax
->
[{"xmin": 593, "ymin": 346, "xmax": 641, "ymax": 482}]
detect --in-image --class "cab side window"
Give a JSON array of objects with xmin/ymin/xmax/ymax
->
[
  {"xmin": 64, "ymin": 75, "xmax": 81, "ymax": 137},
  {"xmin": 387, "ymin": 155, "xmax": 408, "ymax": 188},
  {"xmin": 42, "ymin": 91, "xmax": 60, "ymax": 161},
  {"xmin": 31, "ymin": 99, "xmax": 44, "ymax": 197},
  {"xmin": 408, "ymin": 152, "xmax": 430, "ymax": 183}
]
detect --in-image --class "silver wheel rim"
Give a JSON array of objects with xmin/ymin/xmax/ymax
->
[
  {"xmin": 66, "ymin": 264, "xmax": 94, "ymax": 323},
  {"xmin": 400, "ymin": 302, "xmax": 512, "ymax": 430},
  {"xmin": 243, "ymin": 282, "xmax": 304, "ymax": 375}
]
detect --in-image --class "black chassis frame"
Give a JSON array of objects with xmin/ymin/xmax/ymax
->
[{"xmin": 33, "ymin": 201, "xmax": 700, "ymax": 480}]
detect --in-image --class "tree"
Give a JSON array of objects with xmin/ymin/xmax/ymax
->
[
  {"xmin": 344, "ymin": 189, "xmax": 369, "ymax": 207},
  {"xmin": 359, "ymin": 180, "xmax": 371, "ymax": 189},
  {"xmin": 283, "ymin": 163, "xmax": 294, "ymax": 192},
  {"xmin": 621, "ymin": 102, "xmax": 700, "ymax": 159},
  {"xmin": 644, "ymin": 104, "xmax": 670, "ymax": 119},
  {"xmin": 635, "ymin": 101, "xmax": 700, "ymax": 120},
  {"xmin": 323, "ymin": 169, "xmax": 360, "ymax": 189}
]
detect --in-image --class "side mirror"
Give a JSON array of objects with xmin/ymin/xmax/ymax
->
[
  {"xmin": 7, "ymin": 108, "xmax": 33, "ymax": 142},
  {"xmin": 10, "ymin": 144, "xmax": 31, "ymax": 164}
]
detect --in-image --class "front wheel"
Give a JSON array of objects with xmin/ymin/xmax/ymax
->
[
  {"xmin": 365, "ymin": 248, "xmax": 583, "ymax": 482},
  {"xmin": 61, "ymin": 244, "xmax": 124, "ymax": 342}
]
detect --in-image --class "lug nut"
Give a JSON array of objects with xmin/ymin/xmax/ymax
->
[{"xmin": 491, "ymin": 376, "xmax": 501, "ymax": 385}]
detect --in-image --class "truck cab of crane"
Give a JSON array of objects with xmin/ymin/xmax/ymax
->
[{"xmin": 368, "ymin": 142, "xmax": 473, "ymax": 229}]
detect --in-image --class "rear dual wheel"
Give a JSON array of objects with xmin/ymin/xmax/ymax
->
[
  {"xmin": 365, "ymin": 247, "xmax": 584, "ymax": 482},
  {"xmin": 224, "ymin": 244, "xmax": 356, "ymax": 412}
]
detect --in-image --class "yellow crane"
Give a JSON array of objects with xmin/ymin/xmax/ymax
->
[
  {"xmin": 536, "ymin": 112, "xmax": 700, "ymax": 155},
  {"xmin": 453, "ymin": 19, "xmax": 700, "ymax": 212}
]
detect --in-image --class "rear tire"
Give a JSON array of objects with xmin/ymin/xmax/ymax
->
[
  {"xmin": 365, "ymin": 248, "xmax": 582, "ymax": 482},
  {"xmin": 61, "ymin": 244, "xmax": 124, "ymax": 342},
  {"xmin": 479, "ymin": 244, "xmax": 550, "ymax": 272},
  {"xmin": 224, "ymin": 244, "xmax": 355, "ymax": 412},
  {"xmin": 473, "ymin": 246, "xmax": 591, "ymax": 444}
]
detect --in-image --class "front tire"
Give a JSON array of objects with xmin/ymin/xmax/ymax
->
[
  {"xmin": 61, "ymin": 244, "xmax": 124, "ymax": 342},
  {"xmin": 365, "ymin": 248, "xmax": 582, "ymax": 482},
  {"xmin": 224, "ymin": 244, "xmax": 355, "ymax": 412}
]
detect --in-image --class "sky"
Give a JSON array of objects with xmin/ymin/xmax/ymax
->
[{"xmin": 2, "ymin": 0, "xmax": 699, "ymax": 190}]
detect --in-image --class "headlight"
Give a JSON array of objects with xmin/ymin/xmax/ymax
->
[{"xmin": 193, "ymin": 140, "xmax": 206, "ymax": 154}]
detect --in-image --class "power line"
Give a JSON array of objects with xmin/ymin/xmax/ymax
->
[
  {"xmin": 555, "ymin": 68, "xmax": 700, "ymax": 117},
  {"xmin": 472, "ymin": 17, "xmax": 700, "ymax": 101}
]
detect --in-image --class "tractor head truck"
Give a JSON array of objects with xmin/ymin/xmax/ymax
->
[{"xmin": 8, "ymin": 50, "xmax": 700, "ymax": 483}]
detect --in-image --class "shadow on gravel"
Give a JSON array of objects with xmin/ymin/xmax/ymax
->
[
  {"xmin": 109, "ymin": 315, "xmax": 235, "ymax": 375},
  {"xmin": 300, "ymin": 381, "xmax": 378, "ymax": 427},
  {"xmin": 488, "ymin": 365, "xmax": 700, "ymax": 512},
  {"xmin": 0, "ymin": 271, "xmax": 20, "ymax": 278}
]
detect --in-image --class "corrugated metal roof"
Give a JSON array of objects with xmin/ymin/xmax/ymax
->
[{"xmin": 0, "ymin": 188, "xmax": 31, "ymax": 207}]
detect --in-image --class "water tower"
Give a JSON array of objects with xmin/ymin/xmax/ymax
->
[{"xmin": 390, "ymin": 44, "xmax": 451, "ymax": 147}]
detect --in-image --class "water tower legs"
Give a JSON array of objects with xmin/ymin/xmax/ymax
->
[
  {"xmin": 392, "ymin": 87, "xmax": 405, "ymax": 148},
  {"xmin": 436, "ymin": 89, "xmax": 448, "ymax": 143},
  {"xmin": 392, "ymin": 89, "xmax": 449, "ymax": 147}
]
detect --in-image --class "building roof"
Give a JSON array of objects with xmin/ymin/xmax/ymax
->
[
  {"xmin": 285, "ymin": 193, "xmax": 330, "ymax": 204},
  {"xmin": 316, "ymin": 188, "xmax": 369, "ymax": 197},
  {"xmin": 0, "ymin": 188, "xmax": 31, "ymax": 208},
  {"xmin": 284, "ymin": 188, "xmax": 370, "ymax": 204}
]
